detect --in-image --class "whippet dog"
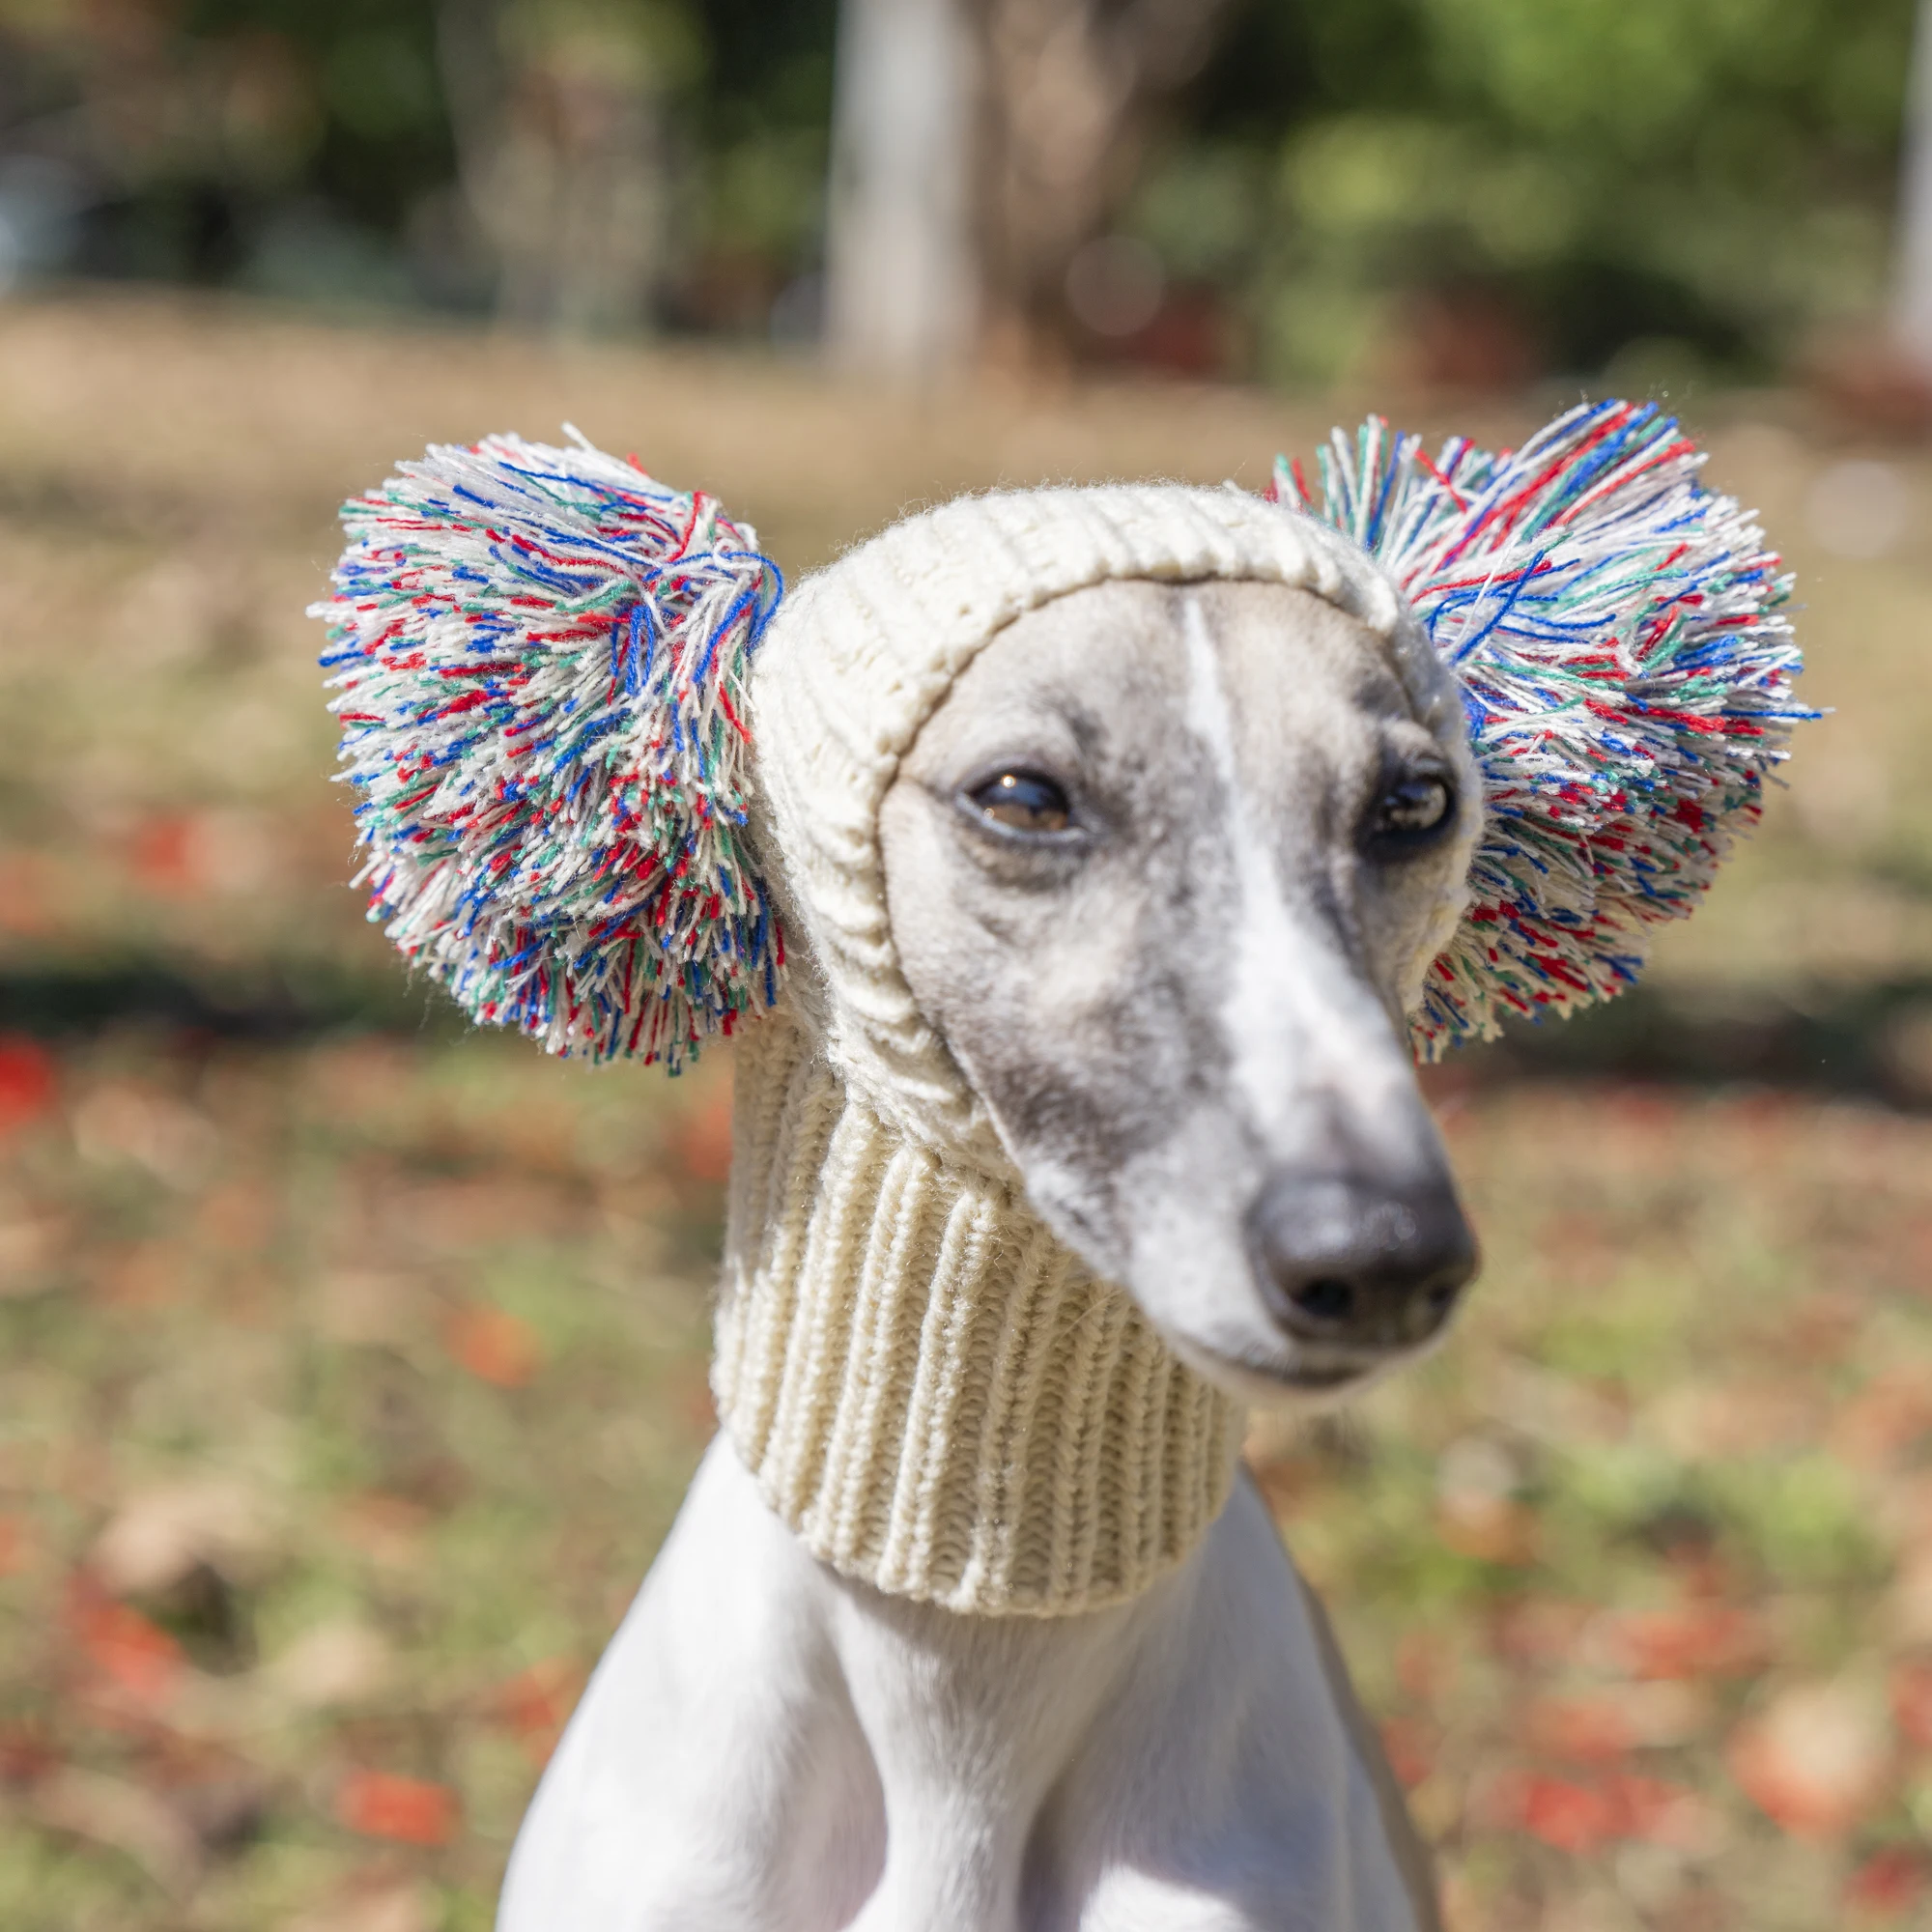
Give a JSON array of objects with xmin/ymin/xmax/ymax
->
[{"xmin": 499, "ymin": 575, "xmax": 1479, "ymax": 1931}]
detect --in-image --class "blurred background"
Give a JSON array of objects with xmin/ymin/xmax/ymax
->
[
  {"xmin": 3, "ymin": 2, "xmax": 1932, "ymax": 1929},
  {"xmin": 0, "ymin": 0, "xmax": 1927, "ymax": 387}
]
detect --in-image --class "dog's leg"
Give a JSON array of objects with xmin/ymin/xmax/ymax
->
[
  {"xmin": 816, "ymin": 1475, "xmax": 1433, "ymax": 1932},
  {"xmin": 968, "ymin": 1477, "xmax": 1433, "ymax": 1932},
  {"xmin": 500, "ymin": 1439, "xmax": 1431, "ymax": 1932}
]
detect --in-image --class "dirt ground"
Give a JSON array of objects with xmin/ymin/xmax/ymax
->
[{"xmin": 2, "ymin": 289, "xmax": 1931, "ymax": 1930}]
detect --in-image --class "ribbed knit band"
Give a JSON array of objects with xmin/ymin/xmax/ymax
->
[{"xmin": 712, "ymin": 1009, "xmax": 1247, "ymax": 1616}]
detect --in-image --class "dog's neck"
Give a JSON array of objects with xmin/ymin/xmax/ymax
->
[{"xmin": 711, "ymin": 1008, "xmax": 1246, "ymax": 1615}]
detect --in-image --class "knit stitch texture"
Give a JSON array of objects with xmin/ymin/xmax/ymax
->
[{"xmin": 713, "ymin": 1008, "xmax": 1247, "ymax": 1613}]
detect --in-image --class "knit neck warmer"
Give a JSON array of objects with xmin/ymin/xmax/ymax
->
[
  {"xmin": 710, "ymin": 484, "xmax": 1426, "ymax": 1617},
  {"xmin": 712, "ymin": 1008, "xmax": 1247, "ymax": 1614}
]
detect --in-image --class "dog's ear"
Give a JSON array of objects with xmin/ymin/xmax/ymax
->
[
  {"xmin": 312, "ymin": 430, "xmax": 785, "ymax": 1069},
  {"xmin": 1276, "ymin": 401, "xmax": 1811, "ymax": 1053}
]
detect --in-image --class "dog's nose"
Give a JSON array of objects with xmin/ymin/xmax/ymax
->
[{"xmin": 1245, "ymin": 1170, "xmax": 1476, "ymax": 1352}]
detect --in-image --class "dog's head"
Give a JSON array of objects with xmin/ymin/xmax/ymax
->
[
  {"xmin": 874, "ymin": 574, "xmax": 1481, "ymax": 1401},
  {"xmin": 319, "ymin": 412, "xmax": 1802, "ymax": 1408}
]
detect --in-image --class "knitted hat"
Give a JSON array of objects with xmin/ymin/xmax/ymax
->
[
  {"xmin": 749, "ymin": 481, "xmax": 1455, "ymax": 1161},
  {"xmin": 315, "ymin": 405, "xmax": 1804, "ymax": 1614}
]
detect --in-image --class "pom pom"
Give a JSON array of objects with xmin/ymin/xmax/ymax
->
[
  {"xmin": 312, "ymin": 429, "xmax": 784, "ymax": 1067},
  {"xmin": 1273, "ymin": 398, "xmax": 1811, "ymax": 1054}
]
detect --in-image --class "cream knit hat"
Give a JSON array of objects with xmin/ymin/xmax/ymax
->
[
  {"xmin": 714, "ymin": 484, "xmax": 1430, "ymax": 1614},
  {"xmin": 749, "ymin": 482, "xmax": 1435, "ymax": 1156}
]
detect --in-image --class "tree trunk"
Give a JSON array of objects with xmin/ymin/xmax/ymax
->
[
  {"xmin": 1895, "ymin": 0, "xmax": 1932, "ymax": 366},
  {"xmin": 824, "ymin": 0, "xmax": 980, "ymax": 379},
  {"xmin": 823, "ymin": 0, "xmax": 1240, "ymax": 380}
]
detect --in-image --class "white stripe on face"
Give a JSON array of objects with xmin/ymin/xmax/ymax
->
[{"xmin": 1179, "ymin": 593, "xmax": 1412, "ymax": 1152}]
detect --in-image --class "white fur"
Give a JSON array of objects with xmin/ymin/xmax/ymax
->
[
  {"xmin": 500, "ymin": 1437, "xmax": 1427, "ymax": 1931},
  {"xmin": 1179, "ymin": 596, "xmax": 1417, "ymax": 1160}
]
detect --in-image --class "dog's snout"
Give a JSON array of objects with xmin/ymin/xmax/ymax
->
[{"xmin": 1246, "ymin": 1170, "xmax": 1476, "ymax": 1354}]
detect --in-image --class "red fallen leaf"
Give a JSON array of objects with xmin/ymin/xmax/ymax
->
[
  {"xmin": 1378, "ymin": 1716, "xmax": 1435, "ymax": 1790},
  {"xmin": 0, "ymin": 1038, "xmax": 56, "ymax": 1136},
  {"xmin": 0, "ymin": 853, "xmax": 53, "ymax": 937},
  {"xmin": 69, "ymin": 1581, "xmax": 185, "ymax": 1706},
  {"xmin": 443, "ymin": 1305, "xmax": 542, "ymax": 1389},
  {"xmin": 1526, "ymin": 1683, "xmax": 1707, "ymax": 1762},
  {"xmin": 1846, "ymin": 1846, "xmax": 1931, "ymax": 1917},
  {"xmin": 1598, "ymin": 1602, "xmax": 1769, "ymax": 1681},
  {"xmin": 1486, "ymin": 1766, "xmax": 1717, "ymax": 1856},
  {"xmin": 1513, "ymin": 1773, "xmax": 1623, "ymax": 1854},
  {"xmin": 1728, "ymin": 1681, "xmax": 1892, "ymax": 1839},
  {"xmin": 335, "ymin": 1769, "xmax": 460, "ymax": 1846},
  {"xmin": 0, "ymin": 1719, "xmax": 56, "ymax": 1783},
  {"xmin": 677, "ymin": 1087, "xmax": 734, "ymax": 1184},
  {"xmin": 130, "ymin": 815, "xmax": 206, "ymax": 895},
  {"xmin": 1832, "ymin": 1370, "xmax": 1932, "ymax": 1471},
  {"xmin": 1890, "ymin": 1659, "xmax": 1932, "ymax": 1752}
]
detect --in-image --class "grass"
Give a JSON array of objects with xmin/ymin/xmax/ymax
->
[{"xmin": 1, "ymin": 288, "xmax": 1930, "ymax": 1929}]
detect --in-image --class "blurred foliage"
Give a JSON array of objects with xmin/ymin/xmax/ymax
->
[
  {"xmin": 0, "ymin": 0, "xmax": 1918, "ymax": 373},
  {"xmin": 0, "ymin": 0, "xmax": 454, "ymax": 287},
  {"xmin": 1142, "ymin": 0, "xmax": 1918, "ymax": 381},
  {"xmin": 0, "ymin": 0, "xmax": 832, "ymax": 326},
  {"xmin": 690, "ymin": 0, "xmax": 836, "ymax": 258}
]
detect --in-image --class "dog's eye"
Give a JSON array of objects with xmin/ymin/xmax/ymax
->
[
  {"xmin": 1373, "ymin": 776, "xmax": 1453, "ymax": 840},
  {"xmin": 966, "ymin": 771, "xmax": 1072, "ymax": 835}
]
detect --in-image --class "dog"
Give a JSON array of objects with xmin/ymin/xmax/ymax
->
[
  {"xmin": 497, "ymin": 572, "xmax": 1477, "ymax": 1931},
  {"xmin": 317, "ymin": 416, "xmax": 1797, "ymax": 1932}
]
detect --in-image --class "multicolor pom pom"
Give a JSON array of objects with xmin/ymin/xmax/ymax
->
[
  {"xmin": 1274, "ymin": 397, "xmax": 1810, "ymax": 1055},
  {"xmin": 313, "ymin": 430, "xmax": 784, "ymax": 1067},
  {"xmin": 315, "ymin": 402, "xmax": 1804, "ymax": 1074}
]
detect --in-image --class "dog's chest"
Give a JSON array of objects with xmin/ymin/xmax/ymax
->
[{"xmin": 499, "ymin": 1440, "xmax": 1431, "ymax": 1932}]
